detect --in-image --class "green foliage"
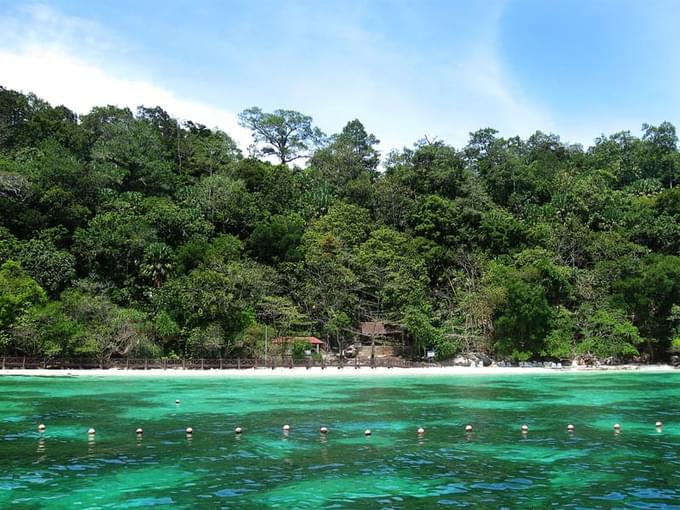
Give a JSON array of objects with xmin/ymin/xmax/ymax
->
[
  {"xmin": 232, "ymin": 322, "xmax": 265, "ymax": 358},
  {"xmin": 255, "ymin": 295, "xmax": 309, "ymax": 335},
  {"xmin": 19, "ymin": 238, "xmax": 76, "ymax": 295},
  {"xmin": 10, "ymin": 301, "xmax": 86, "ymax": 357},
  {"xmin": 304, "ymin": 202, "xmax": 372, "ymax": 252},
  {"xmin": 309, "ymin": 119, "xmax": 379, "ymax": 205},
  {"xmin": 488, "ymin": 262, "xmax": 553, "ymax": 360},
  {"xmin": 182, "ymin": 126, "xmax": 241, "ymax": 178},
  {"xmin": 403, "ymin": 305, "xmax": 441, "ymax": 357},
  {"xmin": 613, "ymin": 254, "xmax": 680, "ymax": 349},
  {"xmin": 432, "ymin": 335, "xmax": 460, "ymax": 361},
  {"xmin": 84, "ymin": 105, "xmax": 177, "ymax": 194},
  {"xmin": 2, "ymin": 86, "xmax": 680, "ymax": 362},
  {"xmin": 411, "ymin": 195, "xmax": 465, "ymax": 246},
  {"xmin": 0, "ymin": 227, "xmax": 20, "ymax": 263},
  {"xmin": 670, "ymin": 337, "xmax": 680, "ymax": 353},
  {"xmin": 238, "ymin": 107, "xmax": 325, "ymax": 164},
  {"xmin": 152, "ymin": 310, "xmax": 181, "ymax": 352},
  {"xmin": 513, "ymin": 249, "xmax": 573, "ymax": 306},
  {"xmin": 356, "ymin": 227, "xmax": 430, "ymax": 316},
  {"xmin": 182, "ymin": 174, "xmax": 258, "ymax": 235},
  {"xmin": 479, "ymin": 207, "xmax": 527, "ymax": 255},
  {"xmin": 72, "ymin": 196, "xmax": 158, "ymax": 289},
  {"xmin": 186, "ymin": 323, "xmax": 224, "ymax": 358},
  {"xmin": 387, "ymin": 141, "xmax": 468, "ymax": 199},
  {"xmin": 140, "ymin": 242, "xmax": 174, "ymax": 289},
  {"xmin": 142, "ymin": 197, "xmax": 214, "ymax": 246},
  {"xmin": 60, "ymin": 284, "xmax": 150, "ymax": 360},
  {"xmin": 247, "ymin": 213, "xmax": 305, "ymax": 264},
  {"xmin": 0, "ymin": 260, "xmax": 47, "ymax": 333},
  {"xmin": 577, "ymin": 308, "xmax": 643, "ymax": 359},
  {"xmin": 543, "ymin": 308, "xmax": 577, "ymax": 359},
  {"xmin": 291, "ymin": 339, "xmax": 308, "ymax": 360},
  {"xmin": 156, "ymin": 260, "xmax": 278, "ymax": 355}
]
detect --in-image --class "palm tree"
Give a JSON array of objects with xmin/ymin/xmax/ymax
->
[{"xmin": 140, "ymin": 242, "xmax": 173, "ymax": 288}]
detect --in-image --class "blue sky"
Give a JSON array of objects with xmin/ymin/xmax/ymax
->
[{"xmin": 1, "ymin": 0, "xmax": 679, "ymax": 155}]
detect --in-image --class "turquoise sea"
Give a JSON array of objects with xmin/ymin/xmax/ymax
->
[{"xmin": 1, "ymin": 371, "xmax": 679, "ymax": 509}]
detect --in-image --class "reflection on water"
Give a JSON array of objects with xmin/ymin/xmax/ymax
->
[{"xmin": 0, "ymin": 372, "xmax": 678, "ymax": 508}]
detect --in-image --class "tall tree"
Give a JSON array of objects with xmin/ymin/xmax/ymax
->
[
  {"xmin": 309, "ymin": 119, "xmax": 379, "ymax": 206},
  {"xmin": 641, "ymin": 122, "xmax": 679, "ymax": 188},
  {"xmin": 238, "ymin": 107, "xmax": 325, "ymax": 164}
]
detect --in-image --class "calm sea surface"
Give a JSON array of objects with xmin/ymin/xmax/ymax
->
[{"xmin": 1, "ymin": 372, "xmax": 679, "ymax": 509}]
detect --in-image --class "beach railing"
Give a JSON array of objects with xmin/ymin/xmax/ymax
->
[
  {"xmin": 1, "ymin": 356, "xmax": 440, "ymax": 370},
  {"xmin": 0, "ymin": 356, "xmax": 563, "ymax": 371}
]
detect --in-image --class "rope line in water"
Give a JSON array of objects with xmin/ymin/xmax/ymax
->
[{"xmin": 32, "ymin": 421, "xmax": 665, "ymax": 438}]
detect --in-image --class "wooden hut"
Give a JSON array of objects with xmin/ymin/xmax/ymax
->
[{"xmin": 271, "ymin": 336, "xmax": 325, "ymax": 354}]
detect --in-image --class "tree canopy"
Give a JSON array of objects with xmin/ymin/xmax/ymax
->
[
  {"xmin": 238, "ymin": 107, "xmax": 325, "ymax": 164},
  {"xmin": 1, "ymin": 85, "xmax": 679, "ymax": 363}
]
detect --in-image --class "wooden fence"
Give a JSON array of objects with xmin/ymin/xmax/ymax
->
[{"xmin": 0, "ymin": 356, "xmax": 439, "ymax": 371}]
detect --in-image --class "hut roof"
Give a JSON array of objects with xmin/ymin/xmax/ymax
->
[{"xmin": 361, "ymin": 321, "xmax": 387, "ymax": 336}]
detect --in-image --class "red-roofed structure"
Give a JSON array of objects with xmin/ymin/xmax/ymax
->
[{"xmin": 272, "ymin": 336, "xmax": 325, "ymax": 353}]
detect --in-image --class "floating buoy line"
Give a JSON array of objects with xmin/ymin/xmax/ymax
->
[
  {"xmin": 27, "ymin": 402, "xmax": 663, "ymax": 441},
  {"xmin": 25, "ymin": 420, "xmax": 668, "ymax": 441}
]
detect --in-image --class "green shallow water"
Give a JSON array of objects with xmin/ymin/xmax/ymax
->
[{"xmin": 1, "ymin": 372, "xmax": 679, "ymax": 509}]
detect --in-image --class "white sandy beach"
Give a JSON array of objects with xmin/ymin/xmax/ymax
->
[{"xmin": 0, "ymin": 365, "xmax": 675, "ymax": 377}]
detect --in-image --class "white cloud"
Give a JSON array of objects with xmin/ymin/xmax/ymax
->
[
  {"xmin": 268, "ymin": 1, "xmax": 555, "ymax": 152},
  {"xmin": 0, "ymin": 5, "xmax": 253, "ymax": 149},
  {"xmin": 0, "ymin": 1, "xmax": 570, "ymax": 157},
  {"xmin": 0, "ymin": 3, "xmax": 114, "ymax": 55},
  {"xmin": 345, "ymin": 47, "xmax": 555, "ymax": 153}
]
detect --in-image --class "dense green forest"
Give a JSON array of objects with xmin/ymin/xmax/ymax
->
[{"xmin": 1, "ymin": 85, "xmax": 680, "ymax": 363}]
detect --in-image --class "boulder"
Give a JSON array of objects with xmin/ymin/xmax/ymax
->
[{"xmin": 467, "ymin": 352, "xmax": 493, "ymax": 366}]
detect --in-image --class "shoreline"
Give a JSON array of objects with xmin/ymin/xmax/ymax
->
[{"xmin": 0, "ymin": 364, "xmax": 676, "ymax": 378}]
